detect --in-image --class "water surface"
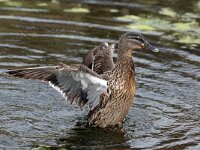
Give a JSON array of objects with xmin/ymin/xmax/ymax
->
[{"xmin": 0, "ymin": 0, "xmax": 200, "ymax": 149}]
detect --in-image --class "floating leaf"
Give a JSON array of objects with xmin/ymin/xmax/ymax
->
[
  {"xmin": 140, "ymin": 18, "xmax": 170, "ymax": 29},
  {"xmin": 109, "ymin": 9, "xmax": 119, "ymax": 13},
  {"xmin": 184, "ymin": 12, "xmax": 200, "ymax": 19},
  {"xmin": 127, "ymin": 24, "xmax": 155, "ymax": 31},
  {"xmin": 64, "ymin": 7, "xmax": 90, "ymax": 13},
  {"xmin": 173, "ymin": 22, "xmax": 191, "ymax": 31},
  {"xmin": 117, "ymin": 15, "xmax": 170, "ymax": 30},
  {"xmin": 117, "ymin": 15, "xmax": 141, "ymax": 22},
  {"xmin": 159, "ymin": 7, "xmax": 177, "ymax": 18},
  {"xmin": 177, "ymin": 35, "xmax": 200, "ymax": 44},
  {"xmin": 38, "ymin": 3, "xmax": 48, "ymax": 7},
  {"xmin": 1, "ymin": 1, "xmax": 22, "ymax": 7},
  {"xmin": 172, "ymin": 21, "xmax": 200, "ymax": 34}
]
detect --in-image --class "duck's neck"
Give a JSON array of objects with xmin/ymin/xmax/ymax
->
[
  {"xmin": 115, "ymin": 48, "xmax": 135, "ymax": 83},
  {"xmin": 117, "ymin": 45, "xmax": 132, "ymax": 61}
]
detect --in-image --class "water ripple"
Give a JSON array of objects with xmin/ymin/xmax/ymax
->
[
  {"xmin": 0, "ymin": 15, "xmax": 162, "ymax": 35},
  {"xmin": 0, "ymin": 7, "xmax": 48, "ymax": 12},
  {"xmin": 0, "ymin": 32, "xmax": 116, "ymax": 43},
  {"xmin": 0, "ymin": 44, "xmax": 45, "ymax": 54},
  {"xmin": 0, "ymin": 0, "xmax": 200, "ymax": 149}
]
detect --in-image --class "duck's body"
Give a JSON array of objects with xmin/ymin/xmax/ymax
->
[
  {"xmin": 6, "ymin": 32, "xmax": 158, "ymax": 128},
  {"xmin": 89, "ymin": 56, "xmax": 135, "ymax": 127}
]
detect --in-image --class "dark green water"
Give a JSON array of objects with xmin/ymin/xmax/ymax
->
[{"xmin": 0, "ymin": 0, "xmax": 200, "ymax": 149}]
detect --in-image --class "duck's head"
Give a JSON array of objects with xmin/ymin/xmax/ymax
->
[{"xmin": 119, "ymin": 32, "xmax": 159, "ymax": 53}]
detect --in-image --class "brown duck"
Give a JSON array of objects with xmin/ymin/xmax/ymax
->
[
  {"xmin": 6, "ymin": 32, "xmax": 159, "ymax": 128},
  {"xmin": 82, "ymin": 42, "xmax": 115, "ymax": 75}
]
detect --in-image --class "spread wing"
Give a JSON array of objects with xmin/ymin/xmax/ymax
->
[{"xmin": 7, "ymin": 63, "xmax": 108, "ymax": 110}]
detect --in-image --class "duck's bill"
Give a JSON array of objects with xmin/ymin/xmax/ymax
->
[
  {"xmin": 144, "ymin": 41, "xmax": 159, "ymax": 53},
  {"xmin": 149, "ymin": 46, "xmax": 159, "ymax": 53}
]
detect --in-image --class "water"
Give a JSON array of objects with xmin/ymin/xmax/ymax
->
[{"xmin": 0, "ymin": 0, "xmax": 200, "ymax": 149}]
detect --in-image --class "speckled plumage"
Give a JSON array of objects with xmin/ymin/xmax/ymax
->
[
  {"xmin": 89, "ymin": 56, "xmax": 135, "ymax": 127},
  {"xmin": 88, "ymin": 32, "xmax": 158, "ymax": 127},
  {"xmin": 6, "ymin": 32, "xmax": 158, "ymax": 128},
  {"xmin": 82, "ymin": 42, "xmax": 115, "ymax": 74}
]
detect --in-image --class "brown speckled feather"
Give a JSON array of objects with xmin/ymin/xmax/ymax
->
[
  {"xmin": 89, "ymin": 57, "xmax": 135, "ymax": 127},
  {"xmin": 82, "ymin": 42, "xmax": 115, "ymax": 74}
]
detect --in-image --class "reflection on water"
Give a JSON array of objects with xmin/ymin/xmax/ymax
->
[
  {"xmin": 0, "ymin": 0, "xmax": 200, "ymax": 149},
  {"xmin": 57, "ymin": 126, "xmax": 129, "ymax": 150}
]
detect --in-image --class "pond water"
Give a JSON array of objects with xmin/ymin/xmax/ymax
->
[{"xmin": 0, "ymin": 0, "xmax": 200, "ymax": 149}]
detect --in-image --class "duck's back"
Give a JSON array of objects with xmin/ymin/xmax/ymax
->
[{"xmin": 82, "ymin": 43, "xmax": 115, "ymax": 75}]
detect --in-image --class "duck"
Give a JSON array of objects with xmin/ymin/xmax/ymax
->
[
  {"xmin": 6, "ymin": 32, "xmax": 159, "ymax": 128},
  {"xmin": 82, "ymin": 42, "xmax": 115, "ymax": 75}
]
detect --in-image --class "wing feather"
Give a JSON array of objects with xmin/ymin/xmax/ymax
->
[{"xmin": 7, "ymin": 64, "xmax": 108, "ymax": 110}]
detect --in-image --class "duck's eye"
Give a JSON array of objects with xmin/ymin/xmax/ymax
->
[
  {"xmin": 128, "ymin": 36, "xmax": 144, "ymax": 43},
  {"xmin": 134, "ymin": 37, "xmax": 144, "ymax": 42}
]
